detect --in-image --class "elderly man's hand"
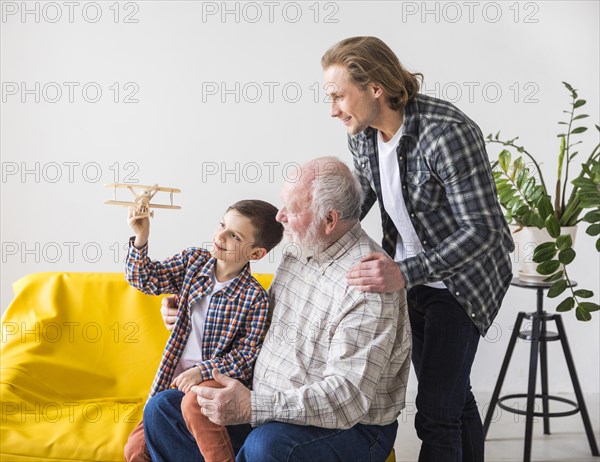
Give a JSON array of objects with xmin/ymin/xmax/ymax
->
[
  {"xmin": 160, "ymin": 296, "xmax": 178, "ymax": 331},
  {"xmin": 191, "ymin": 369, "xmax": 252, "ymax": 426},
  {"xmin": 347, "ymin": 252, "xmax": 406, "ymax": 293}
]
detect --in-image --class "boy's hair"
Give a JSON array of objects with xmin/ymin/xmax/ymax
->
[
  {"xmin": 321, "ymin": 36, "xmax": 423, "ymax": 112},
  {"xmin": 227, "ymin": 200, "xmax": 284, "ymax": 252}
]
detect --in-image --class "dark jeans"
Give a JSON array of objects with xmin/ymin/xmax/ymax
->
[
  {"xmin": 143, "ymin": 388, "xmax": 398, "ymax": 462},
  {"xmin": 408, "ymin": 285, "xmax": 484, "ymax": 462}
]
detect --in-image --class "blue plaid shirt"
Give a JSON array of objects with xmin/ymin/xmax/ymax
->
[
  {"xmin": 349, "ymin": 94, "xmax": 514, "ymax": 336},
  {"xmin": 126, "ymin": 238, "xmax": 269, "ymax": 395}
]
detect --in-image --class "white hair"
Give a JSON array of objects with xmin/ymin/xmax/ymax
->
[{"xmin": 305, "ymin": 156, "xmax": 363, "ymax": 223}]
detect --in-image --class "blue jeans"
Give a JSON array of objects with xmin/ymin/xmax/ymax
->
[
  {"xmin": 408, "ymin": 285, "xmax": 484, "ymax": 462},
  {"xmin": 143, "ymin": 389, "xmax": 252, "ymax": 461},
  {"xmin": 144, "ymin": 389, "xmax": 398, "ymax": 462}
]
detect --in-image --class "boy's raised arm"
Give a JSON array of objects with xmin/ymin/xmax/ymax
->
[
  {"xmin": 128, "ymin": 206, "xmax": 150, "ymax": 249},
  {"xmin": 125, "ymin": 207, "xmax": 189, "ymax": 296}
]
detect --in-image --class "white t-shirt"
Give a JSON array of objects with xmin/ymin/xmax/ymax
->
[
  {"xmin": 377, "ymin": 127, "xmax": 446, "ymax": 289},
  {"xmin": 173, "ymin": 273, "xmax": 234, "ymax": 376}
]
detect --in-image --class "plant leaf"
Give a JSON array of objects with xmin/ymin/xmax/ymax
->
[
  {"xmin": 498, "ymin": 150, "xmax": 511, "ymax": 173},
  {"xmin": 583, "ymin": 210, "xmax": 600, "ymax": 223},
  {"xmin": 558, "ymin": 248, "xmax": 576, "ymax": 265},
  {"xmin": 556, "ymin": 234, "xmax": 573, "ymax": 250},
  {"xmin": 556, "ymin": 297, "xmax": 575, "ymax": 312},
  {"xmin": 545, "ymin": 215, "xmax": 561, "ymax": 238},
  {"xmin": 576, "ymin": 306, "xmax": 592, "ymax": 321},
  {"xmin": 544, "ymin": 271, "xmax": 564, "ymax": 282},
  {"xmin": 533, "ymin": 247, "xmax": 557, "ymax": 263},
  {"xmin": 581, "ymin": 199, "xmax": 600, "ymax": 208},
  {"xmin": 506, "ymin": 196, "xmax": 520, "ymax": 209},
  {"xmin": 586, "ymin": 224, "xmax": 600, "ymax": 236},
  {"xmin": 537, "ymin": 260, "xmax": 561, "ymax": 275},
  {"xmin": 499, "ymin": 188, "xmax": 515, "ymax": 202},
  {"xmin": 572, "ymin": 178, "xmax": 594, "ymax": 188},
  {"xmin": 537, "ymin": 196, "xmax": 554, "ymax": 219},
  {"xmin": 574, "ymin": 99, "xmax": 586, "ymax": 108},
  {"xmin": 522, "ymin": 177, "xmax": 535, "ymax": 195},
  {"xmin": 580, "ymin": 302, "xmax": 600, "ymax": 312},
  {"xmin": 571, "ymin": 127, "xmax": 588, "ymax": 134},
  {"xmin": 574, "ymin": 289, "xmax": 594, "ymax": 298},
  {"xmin": 535, "ymin": 242, "xmax": 557, "ymax": 252},
  {"xmin": 530, "ymin": 188, "xmax": 543, "ymax": 202},
  {"xmin": 534, "ymin": 214, "xmax": 546, "ymax": 228},
  {"xmin": 516, "ymin": 168, "xmax": 527, "ymax": 189},
  {"xmin": 548, "ymin": 280, "xmax": 568, "ymax": 298},
  {"xmin": 572, "ymin": 114, "xmax": 589, "ymax": 120}
]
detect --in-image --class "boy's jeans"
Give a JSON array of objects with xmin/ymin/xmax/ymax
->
[{"xmin": 125, "ymin": 381, "xmax": 235, "ymax": 462}]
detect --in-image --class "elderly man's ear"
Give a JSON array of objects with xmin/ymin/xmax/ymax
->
[{"xmin": 324, "ymin": 210, "xmax": 339, "ymax": 235}]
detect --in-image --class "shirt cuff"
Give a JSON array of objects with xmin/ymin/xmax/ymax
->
[
  {"xmin": 250, "ymin": 391, "xmax": 276, "ymax": 426},
  {"xmin": 194, "ymin": 360, "xmax": 218, "ymax": 383},
  {"xmin": 398, "ymin": 256, "xmax": 427, "ymax": 289},
  {"xmin": 128, "ymin": 236, "xmax": 148, "ymax": 261}
]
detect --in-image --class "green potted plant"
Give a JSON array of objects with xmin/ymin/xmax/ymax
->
[{"xmin": 487, "ymin": 82, "xmax": 600, "ymax": 321}]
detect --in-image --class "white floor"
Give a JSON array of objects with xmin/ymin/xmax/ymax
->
[{"xmin": 393, "ymin": 392, "xmax": 600, "ymax": 462}]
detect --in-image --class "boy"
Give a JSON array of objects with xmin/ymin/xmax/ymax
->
[{"xmin": 123, "ymin": 200, "xmax": 283, "ymax": 462}]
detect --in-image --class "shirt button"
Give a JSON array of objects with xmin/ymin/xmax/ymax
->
[
  {"xmin": 410, "ymin": 213, "xmax": 415, "ymax": 217},
  {"xmin": 264, "ymin": 372, "xmax": 269, "ymax": 378},
  {"xmin": 399, "ymin": 156, "xmax": 403, "ymax": 160},
  {"xmin": 455, "ymin": 291, "xmax": 460, "ymax": 296},
  {"xmin": 422, "ymin": 240, "xmax": 427, "ymax": 244},
  {"xmin": 361, "ymin": 162, "xmax": 366, "ymax": 168},
  {"xmin": 403, "ymin": 185, "xmax": 406, "ymax": 189},
  {"xmin": 471, "ymin": 313, "xmax": 476, "ymax": 318}
]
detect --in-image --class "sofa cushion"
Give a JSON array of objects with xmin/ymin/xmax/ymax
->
[{"xmin": 1, "ymin": 272, "xmax": 173, "ymax": 461}]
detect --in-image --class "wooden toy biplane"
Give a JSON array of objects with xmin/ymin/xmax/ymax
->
[{"xmin": 104, "ymin": 183, "xmax": 181, "ymax": 218}]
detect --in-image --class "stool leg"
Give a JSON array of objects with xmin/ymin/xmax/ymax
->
[
  {"xmin": 540, "ymin": 317, "xmax": 550, "ymax": 434},
  {"xmin": 524, "ymin": 312, "xmax": 541, "ymax": 462},
  {"xmin": 555, "ymin": 315, "xmax": 600, "ymax": 456},
  {"xmin": 484, "ymin": 312, "xmax": 526, "ymax": 438}
]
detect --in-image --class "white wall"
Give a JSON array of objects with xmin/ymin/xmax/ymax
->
[{"xmin": 2, "ymin": 1, "xmax": 599, "ymax": 396}]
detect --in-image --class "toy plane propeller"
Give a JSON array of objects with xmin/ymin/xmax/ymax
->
[{"xmin": 104, "ymin": 183, "xmax": 181, "ymax": 218}]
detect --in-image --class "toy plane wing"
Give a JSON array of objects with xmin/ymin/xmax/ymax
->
[
  {"xmin": 104, "ymin": 183, "xmax": 181, "ymax": 193},
  {"xmin": 104, "ymin": 200, "xmax": 181, "ymax": 209}
]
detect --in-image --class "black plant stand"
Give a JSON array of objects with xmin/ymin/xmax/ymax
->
[{"xmin": 483, "ymin": 277, "xmax": 599, "ymax": 462}]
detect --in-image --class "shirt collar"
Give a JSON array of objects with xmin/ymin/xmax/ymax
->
[
  {"xmin": 399, "ymin": 95, "xmax": 420, "ymax": 138},
  {"xmin": 197, "ymin": 257, "xmax": 253, "ymax": 300},
  {"xmin": 312, "ymin": 221, "xmax": 363, "ymax": 266}
]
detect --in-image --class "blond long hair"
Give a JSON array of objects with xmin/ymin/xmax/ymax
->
[{"xmin": 321, "ymin": 36, "xmax": 423, "ymax": 111}]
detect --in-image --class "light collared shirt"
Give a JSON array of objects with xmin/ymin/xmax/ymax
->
[{"xmin": 251, "ymin": 222, "xmax": 411, "ymax": 429}]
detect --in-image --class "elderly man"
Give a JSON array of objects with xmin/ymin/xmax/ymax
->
[{"xmin": 149, "ymin": 157, "xmax": 411, "ymax": 461}]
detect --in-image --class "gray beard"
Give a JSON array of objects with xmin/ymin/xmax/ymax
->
[{"xmin": 283, "ymin": 222, "xmax": 327, "ymax": 260}]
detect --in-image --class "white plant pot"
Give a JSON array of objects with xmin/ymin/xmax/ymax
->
[{"xmin": 509, "ymin": 225, "xmax": 578, "ymax": 283}]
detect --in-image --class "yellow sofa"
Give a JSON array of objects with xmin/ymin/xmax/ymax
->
[{"xmin": 1, "ymin": 272, "xmax": 395, "ymax": 462}]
